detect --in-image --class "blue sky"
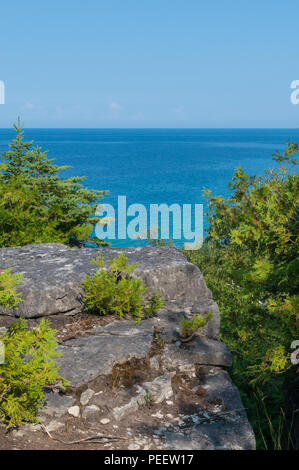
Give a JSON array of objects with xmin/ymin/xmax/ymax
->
[{"xmin": 0, "ymin": 0, "xmax": 298, "ymax": 128}]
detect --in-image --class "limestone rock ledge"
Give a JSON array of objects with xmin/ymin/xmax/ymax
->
[
  {"xmin": 0, "ymin": 243, "xmax": 255, "ymax": 450},
  {"xmin": 0, "ymin": 243, "xmax": 216, "ymax": 321}
]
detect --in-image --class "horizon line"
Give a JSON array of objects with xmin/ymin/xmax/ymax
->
[{"xmin": 0, "ymin": 126, "xmax": 298, "ymax": 130}]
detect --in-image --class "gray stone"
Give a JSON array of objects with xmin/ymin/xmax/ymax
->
[
  {"xmin": 0, "ymin": 243, "xmax": 255, "ymax": 450},
  {"xmin": 41, "ymin": 392, "xmax": 75, "ymax": 417},
  {"xmin": 162, "ymin": 367, "xmax": 256, "ymax": 450},
  {"xmin": 58, "ymin": 322, "xmax": 154, "ymax": 389},
  {"xmin": 100, "ymin": 418, "xmax": 110, "ymax": 425},
  {"xmin": 47, "ymin": 420, "xmax": 65, "ymax": 432},
  {"xmin": 164, "ymin": 432, "xmax": 215, "ymax": 450},
  {"xmin": 128, "ymin": 443, "xmax": 140, "ymax": 450},
  {"xmin": 151, "ymin": 411, "xmax": 164, "ymax": 419},
  {"xmin": 68, "ymin": 405, "xmax": 80, "ymax": 417},
  {"xmin": 82, "ymin": 405, "xmax": 100, "ymax": 419},
  {"xmin": 196, "ymin": 366, "xmax": 248, "ymax": 412},
  {"xmin": 155, "ymin": 427, "xmax": 168, "ymax": 436},
  {"xmin": 89, "ymin": 316, "xmax": 154, "ymax": 337},
  {"xmin": 58, "ymin": 312, "xmax": 230, "ymax": 390},
  {"xmin": 12, "ymin": 430, "xmax": 25, "ymax": 438},
  {"xmin": 113, "ymin": 399, "xmax": 138, "ymax": 421},
  {"xmin": 23, "ymin": 423, "xmax": 42, "ymax": 433},
  {"xmin": 164, "ymin": 417, "xmax": 256, "ymax": 450},
  {"xmin": 113, "ymin": 386, "xmax": 146, "ymax": 421},
  {"xmin": 161, "ymin": 337, "xmax": 232, "ymax": 371},
  {"xmin": 142, "ymin": 374, "xmax": 173, "ymax": 403},
  {"xmin": 149, "ymin": 356, "xmax": 160, "ymax": 370},
  {"xmin": 0, "ymin": 244, "xmax": 212, "ymax": 318},
  {"xmin": 80, "ymin": 388, "xmax": 95, "ymax": 406}
]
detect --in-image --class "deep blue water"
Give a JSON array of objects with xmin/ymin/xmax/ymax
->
[{"xmin": 0, "ymin": 128, "xmax": 297, "ymax": 247}]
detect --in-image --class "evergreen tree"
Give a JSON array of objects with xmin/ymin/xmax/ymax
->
[{"xmin": 0, "ymin": 119, "xmax": 109, "ymax": 247}]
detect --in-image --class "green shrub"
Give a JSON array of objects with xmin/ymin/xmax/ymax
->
[
  {"xmin": 184, "ymin": 141, "xmax": 299, "ymax": 449},
  {"xmin": 0, "ymin": 119, "xmax": 108, "ymax": 248},
  {"xmin": 0, "ymin": 269, "xmax": 68, "ymax": 428},
  {"xmin": 0, "ymin": 268, "xmax": 23, "ymax": 312},
  {"xmin": 180, "ymin": 312, "xmax": 212, "ymax": 339},
  {"xmin": 82, "ymin": 253, "xmax": 164, "ymax": 322},
  {"xmin": 0, "ymin": 318, "xmax": 68, "ymax": 428}
]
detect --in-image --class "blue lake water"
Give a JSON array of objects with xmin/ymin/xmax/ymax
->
[{"xmin": 0, "ymin": 128, "xmax": 297, "ymax": 247}]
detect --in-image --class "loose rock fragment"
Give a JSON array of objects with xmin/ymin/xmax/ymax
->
[
  {"xmin": 80, "ymin": 388, "xmax": 95, "ymax": 406},
  {"xmin": 68, "ymin": 406, "xmax": 80, "ymax": 418},
  {"xmin": 100, "ymin": 418, "xmax": 110, "ymax": 425}
]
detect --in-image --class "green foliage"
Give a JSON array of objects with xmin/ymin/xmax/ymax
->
[
  {"xmin": 0, "ymin": 318, "xmax": 68, "ymax": 428},
  {"xmin": 137, "ymin": 227, "xmax": 174, "ymax": 247},
  {"xmin": 0, "ymin": 119, "xmax": 109, "ymax": 248},
  {"xmin": 184, "ymin": 141, "xmax": 299, "ymax": 449},
  {"xmin": 0, "ymin": 268, "xmax": 23, "ymax": 312},
  {"xmin": 180, "ymin": 313, "xmax": 212, "ymax": 338},
  {"xmin": 82, "ymin": 253, "xmax": 164, "ymax": 322},
  {"xmin": 143, "ymin": 391, "xmax": 154, "ymax": 407},
  {"xmin": 0, "ymin": 269, "xmax": 67, "ymax": 428}
]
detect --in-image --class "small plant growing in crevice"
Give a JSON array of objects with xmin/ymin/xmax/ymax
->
[
  {"xmin": 82, "ymin": 253, "xmax": 164, "ymax": 323},
  {"xmin": 143, "ymin": 391, "xmax": 154, "ymax": 407},
  {"xmin": 153, "ymin": 332, "xmax": 164, "ymax": 348},
  {"xmin": 180, "ymin": 313, "xmax": 213, "ymax": 340}
]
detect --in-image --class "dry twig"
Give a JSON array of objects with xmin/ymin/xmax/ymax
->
[{"xmin": 41, "ymin": 424, "xmax": 128, "ymax": 445}]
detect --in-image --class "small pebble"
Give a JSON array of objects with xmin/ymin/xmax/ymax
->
[
  {"xmin": 151, "ymin": 411, "xmax": 164, "ymax": 419},
  {"xmin": 47, "ymin": 420, "xmax": 65, "ymax": 432},
  {"xmin": 100, "ymin": 418, "xmax": 110, "ymax": 425},
  {"xmin": 128, "ymin": 443, "xmax": 140, "ymax": 450},
  {"xmin": 80, "ymin": 388, "xmax": 95, "ymax": 406},
  {"xmin": 68, "ymin": 406, "xmax": 80, "ymax": 418}
]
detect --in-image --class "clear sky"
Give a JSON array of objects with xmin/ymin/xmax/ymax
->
[{"xmin": 0, "ymin": 0, "xmax": 298, "ymax": 128}]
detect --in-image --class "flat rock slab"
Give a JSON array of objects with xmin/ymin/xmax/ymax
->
[
  {"xmin": 57, "ymin": 314, "xmax": 231, "ymax": 390},
  {"xmin": 164, "ymin": 420, "xmax": 256, "ymax": 450},
  {"xmin": 57, "ymin": 316, "xmax": 162, "ymax": 390},
  {"xmin": 0, "ymin": 243, "xmax": 255, "ymax": 450},
  {"xmin": 162, "ymin": 337, "xmax": 232, "ymax": 370},
  {"xmin": 58, "ymin": 326, "xmax": 153, "ymax": 390},
  {"xmin": 0, "ymin": 243, "xmax": 213, "ymax": 319},
  {"xmin": 41, "ymin": 392, "xmax": 75, "ymax": 418}
]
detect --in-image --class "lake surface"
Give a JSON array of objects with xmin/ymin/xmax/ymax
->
[{"xmin": 0, "ymin": 128, "xmax": 297, "ymax": 247}]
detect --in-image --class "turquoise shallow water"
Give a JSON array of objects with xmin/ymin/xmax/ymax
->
[{"xmin": 0, "ymin": 128, "xmax": 297, "ymax": 247}]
